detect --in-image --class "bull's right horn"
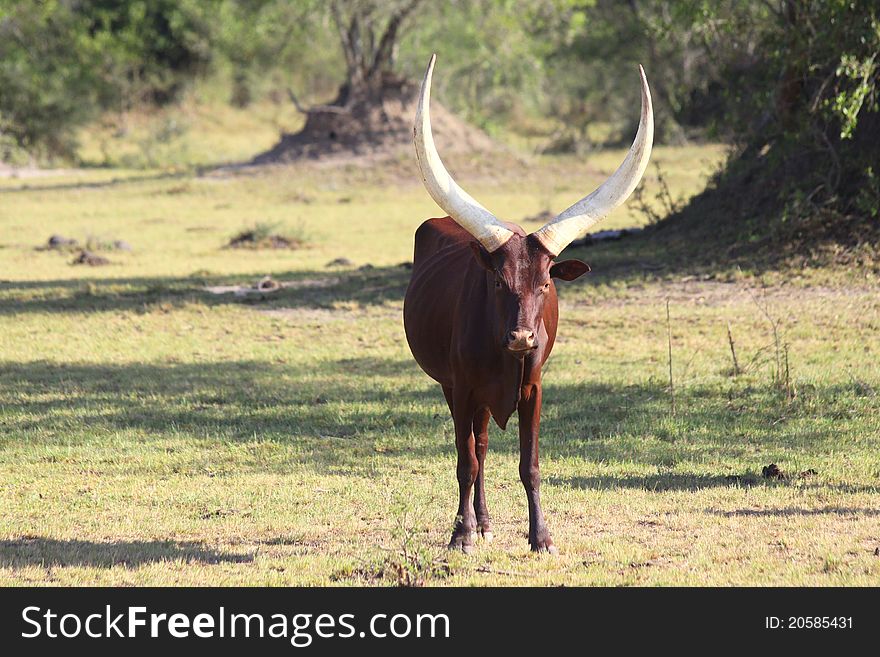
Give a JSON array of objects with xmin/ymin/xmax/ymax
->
[
  {"xmin": 413, "ymin": 54, "xmax": 514, "ymax": 253},
  {"xmin": 531, "ymin": 65, "xmax": 654, "ymax": 257}
]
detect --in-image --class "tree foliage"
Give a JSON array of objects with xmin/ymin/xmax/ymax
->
[
  {"xmin": 657, "ymin": 0, "xmax": 880, "ymax": 264},
  {"xmin": 0, "ymin": 0, "xmax": 213, "ymax": 159}
]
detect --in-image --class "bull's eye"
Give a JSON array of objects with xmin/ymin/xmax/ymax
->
[
  {"xmin": 495, "ymin": 280, "xmax": 502, "ymax": 289},
  {"xmin": 542, "ymin": 282, "xmax": 551, "ymax": 292}
]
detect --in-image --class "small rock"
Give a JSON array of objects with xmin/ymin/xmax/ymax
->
[
  {"xmin": 798, "ymin": 468, "xmax": 818, "ymax": 479},
  {"xmin": 113, "ymin": 240, "xmax": 132, "ymax": 251},
  {"xmin": 358, "ymin": 263, "xmax": 374, "ymax": 271},
  {"xmin": 397, "ymin": 261, "xmax": 413, "ymax": 270},
  {"xmin": 326, "ymin": 257, "xmax": 354, "ymax": 267},
  {"xmin": 874, "ymin": 547, "xmax": 879, "ymax": 557},
  {"xmin": 47, "ymin": 235, "xmax": 78, "ymax": 249},
  {"xmin": 254, "ymin": 275, "xmax": 280, "ymax": 291}
]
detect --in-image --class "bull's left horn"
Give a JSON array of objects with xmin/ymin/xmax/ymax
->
[
  {"xmin": 414, "ymin": 54, "xmax": 514, "ymax": 253},
  {"xmin": 531, "ymin": 65, "xmax": 654, "ymax": 257}
]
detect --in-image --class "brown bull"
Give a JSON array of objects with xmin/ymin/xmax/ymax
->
[{"xmin": 404, "ymin": 55, "xmax": 654, "ymax": 553}]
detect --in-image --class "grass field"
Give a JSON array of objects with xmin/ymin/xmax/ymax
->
[{"xmin": 1, "ymin": 140, "xmax": 879, "ymax": 586}]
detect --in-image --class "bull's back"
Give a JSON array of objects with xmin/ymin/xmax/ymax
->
[{"xmin": 404, "ymin": 218, "xmax": 477, "ymax": 386}]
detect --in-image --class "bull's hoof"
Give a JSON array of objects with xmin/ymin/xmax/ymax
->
[
  {"xmin": 449, "ymin": 515, "xmax": 477, "ymax": 553},
  {"xmin": 530, "ymin": 536, "xmax": 558, "ymax": 554},
  {"xmin": 458, "ymin": 543, "xmax": 476, "ymax": 555},
  {"xmin": 476, "ymin": 521, "xmax": 493, "ymax": 542},
  {"xmin": 448, "ymin": 533, "xmax": 476, "ymax": 554}
]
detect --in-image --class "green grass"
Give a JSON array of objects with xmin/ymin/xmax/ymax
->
[
  {"xmin": 1, "ymin": 140, "xmax": 878, "ymax": 586},
  {"xmin": 74, "ymin": 86, "xmax": 306, "ymax": 169}
]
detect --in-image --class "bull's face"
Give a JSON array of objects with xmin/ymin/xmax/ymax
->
[{"xmin": 471, "ymin": 234, "xmax": 589, "ymax": 356}]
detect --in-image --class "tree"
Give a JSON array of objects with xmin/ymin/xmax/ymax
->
[
  {"xmin": 252, "ymin": 0, "xmax": 559, "ymax": 162},
  {"xmin": 330, "ymin": 0, "xmax": 422, "ymax": 98},
  {"xmin": 252, "ymin": 0, "xmax": 447, "ymax": 162}
]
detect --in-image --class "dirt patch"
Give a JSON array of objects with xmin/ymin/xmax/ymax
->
[
  {"xmin": 227, "ymin": 230, "xmax": 303, "ymax": 250},
  {"xmin": 762, "ymin": 463, "xmax": 787, "ymax": 480},
  {"xmin": 71, "ymin": 250, "xmax": 110, "ymax": 266},
  {"xmin": 0, "ymin": 164, "xmax": 77, "ymax": 179},
  {"xmin": 40, "ymin": 235, "xmax": 131, "ymax": 253},
  {"xmin": 204, "ymin": 277, "xmax": 341, "ymax": 298}
]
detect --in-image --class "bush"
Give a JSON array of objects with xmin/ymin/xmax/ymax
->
[{"xmin": 0, "ymin": 0, "xmax": 212, "ymax": 160}]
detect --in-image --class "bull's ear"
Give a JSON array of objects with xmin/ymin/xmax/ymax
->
[
  {"xmin": 470, "ymin": 241, "xmax": 495, "ymax": 272},
  {"xmin": 550, "ymin": 259, "xmax": 590, "ymax": 281}
]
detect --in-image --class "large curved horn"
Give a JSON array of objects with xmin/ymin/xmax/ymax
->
[
  {"xmin": 414, "ymin": 54, "xmax": 514, "ymax": 253},
  {"xmin": 531, "ymin": 65, "xmax": 654, "ymax": 256}
]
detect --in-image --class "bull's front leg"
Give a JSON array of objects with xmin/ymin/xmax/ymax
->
[
  {"xmin": 448, "ymin": 387, "xmax": 479, "ymax": 553},
  {"xmin": 518, "ymin": 382, "xmax": 557, "ymax": 553}
]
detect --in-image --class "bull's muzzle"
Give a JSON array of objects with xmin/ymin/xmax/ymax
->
[{"xmin": 506, "ymin": 329, "xmax": 537, "ymax": 354}]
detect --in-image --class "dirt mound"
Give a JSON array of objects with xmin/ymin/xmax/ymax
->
[
  {"xmin": 71, "ymin": 250, "xmax": 110, "ymax": 266},
  {"xmin": 227, "ymin": 231, "xmax": 302, "ymax": 250},
  {"xmin": 251, "ymin": 75, "xmax": 496, "ymax": 164}
]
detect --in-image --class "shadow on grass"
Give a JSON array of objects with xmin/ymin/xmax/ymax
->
[
  {"xmin": 2, "ymin": 359, "xmax": 877, "ymax": 488},
  {"xmin": 546, "ymin": 473, "xmax": 751, "ymax": 492},
  {"xmin": 0, "ymin": 358, "xmax": 437, "ymax": 441},
  {"xmin": 0, "ymin": 537, "xmax": 253, "ymax": 568},
  {"xmin": 557, "ymin": 231, "xmax": 675, "ymax": 285},
  {"xmin": 0, "ymin": 170, "xmax": 191, "ymax": 195},
  {"xmin": 0, "ymin": 264, "xmax": 412, "ymax": 315},
  {"xmin": 0, "ymin": 253, "xmax": 604, "ymax": 316}
]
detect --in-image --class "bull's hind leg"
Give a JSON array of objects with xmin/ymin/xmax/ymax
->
[
  {"xmin": 444, "ymin": 386, "xmax": 479, "ymax": 553},
  {"xmin": 472, "ymin": 407, "xmax": 493, "ymax": 541}
]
